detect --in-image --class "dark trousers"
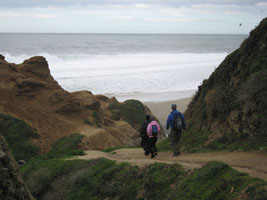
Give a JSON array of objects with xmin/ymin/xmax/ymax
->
[
  {"xmin": 141, "ymin": 136, "xmax": 149, "ymax": 154},
  {"xmin": 170, "ymin": 129, "xmax": 182, "ymax": 155},
  {"xmin": 149, "ymin": 137, "xmax": 158, "ymax": 156}
]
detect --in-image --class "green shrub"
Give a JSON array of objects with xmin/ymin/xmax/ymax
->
[
  {"xmin": 92, "ymin": 111, "xmax": 101, "ymax": 126},
  {"xmin": 108, "ymin": 99, "xmax": 146, "ymax": 129},
  {"xmin": 0, "ymin": 113, "xmax": 40, "ymax": 161}
]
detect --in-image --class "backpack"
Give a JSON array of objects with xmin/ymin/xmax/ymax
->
[
  {"xmin": 152, "ymin": 124, "xmax": 158, "ymax": 137},
  {"xmin": 172, "ymin": 113, "xmax": 183, "ymax": 130}
]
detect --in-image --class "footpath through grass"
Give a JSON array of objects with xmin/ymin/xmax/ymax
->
[{"xmin": 20, "ymin": 133, "xmax": 267, "ymax": 200}]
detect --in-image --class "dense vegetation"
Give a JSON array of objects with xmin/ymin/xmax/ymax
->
[
  {"xmin": 183, "ymin": 18, "xmax": 267, "ymax": 151},
  {"xmin": 21, "ymin": 155, "xmax": 267, "ymax": 200},
  {"xmin": 0, "ymin": 113, "xmax": 40, "ymax": 161},
  {"xmin": 108, "ymin": 99, "xmax": 146, "ymax": 129}
]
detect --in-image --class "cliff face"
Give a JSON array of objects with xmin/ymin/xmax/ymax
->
[
  {"xmin": 0, "ymin": 136, "xmax": 34, "ymax": 200},
  {"xmin": 185, "ymin": 18, "xmax": 267, "ymax": 144},
  {"xmin": 0, "ymin": 55, "xmax": 158, "ymax": 152}
]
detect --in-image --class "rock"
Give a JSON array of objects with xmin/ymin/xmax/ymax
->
[
  {"xmin": 0, "ymin": 53, "xmax": 152, "ymax": 153},
  {"xmin": 0, "ymin": 54, "xmax": 5, "ymax": 60},
  {"xmin": 84, "ymin": 100, "xmax": 100, "ymax": 110},
  {"xmin": 17, "ymin": 160, "xmax": 27, "ymax": 166},
  {"xmin": 0, "ymin": 149, "xmax": 6, "ymax": 158},
  {"xmin": 0, "ymin": 136, "xmax": 35, "ymax": 200},
  {"xmin": 96, "ymin": 95, "xmax": 109, "ymax": 101},
  {"xmin": 22, "ymin": 56, "xmax": 51, "ymax": 78}
]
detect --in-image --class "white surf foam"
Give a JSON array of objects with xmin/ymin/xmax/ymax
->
[{"xmin": 3, "ymin": 52, "xmax": 227, "ymax": 101}]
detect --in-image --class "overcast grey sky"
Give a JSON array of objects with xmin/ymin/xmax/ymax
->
[{"xmin": 0, "ymin": 0, "xmax": 266, "ymax": 33}]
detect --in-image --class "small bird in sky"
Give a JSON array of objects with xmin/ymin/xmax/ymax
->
[{"xmin": 239, "ymin": 23, "xmax": 242, "ymax": 27}]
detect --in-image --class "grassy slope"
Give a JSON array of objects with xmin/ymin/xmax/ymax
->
[
  {"xmin": 180, "ymin": 18, "xmax": 267, "ymax": 152},
  {"xmin": 0, "ymin": 113, "xmax": 40, "ymax": 161},
  {"xmin": 21, "ymin": 156, "xmax": 267, "ymax": 200}
]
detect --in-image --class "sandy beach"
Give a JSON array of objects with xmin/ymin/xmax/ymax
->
[{"xmin": 144, "ymin": 97, "xmax": 192, "ymax": 133}]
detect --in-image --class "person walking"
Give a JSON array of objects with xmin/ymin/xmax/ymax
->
[
  {"xmin": 166, "ymin": 104, "xmax": 186, "ymax": 156},
  {"xmin": 147, "ymin": 116, "xmax": 160, "ymax": 158},
  {"xmin": 139, "ymin": 115, "xmax": 150, "ymax": 155}
]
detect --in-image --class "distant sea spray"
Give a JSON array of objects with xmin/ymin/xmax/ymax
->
[{"xmin": 0, "ymin": 33, "xmax": 247, "ymax": 101}]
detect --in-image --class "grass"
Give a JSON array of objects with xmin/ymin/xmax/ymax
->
[
  {"xmin": 172, "ymin": 161, "xmax": 267, "ymax": 200},
  {"xmin": 0, "ymin": 113, "xmax": 40, "ymax": 161},
  {"xmin": 156, "ymin": 137, "xmax": 172, "ymax": 152},
  {"xmin": 157, "ymin": 129, "xmax": 267, "ymax": 153},
  {"xmin": 18, "ymin": 128, "xmax": 267, "ymax": 200},
  {"xmin": 21, "ymin": 156, "xmax": 267, "ymax": 200},
  {"xmin": 49, "ymin": 133, "xmax": 85, "ymax": 158},
  {"xmin": 206, "ymin": 136, "xmax": 267, "ymax": 152}
]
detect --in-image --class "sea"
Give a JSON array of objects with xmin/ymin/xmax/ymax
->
[{"xmin": 0, "ymin": 33, "xmax": 247, "ymax": 102}]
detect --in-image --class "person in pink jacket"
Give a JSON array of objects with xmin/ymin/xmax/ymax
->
[{"xmin": 147, "ymin": 116, "xmax": 160, "ymax": 158}]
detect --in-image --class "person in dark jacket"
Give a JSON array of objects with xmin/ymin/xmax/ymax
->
[
  {"xmin": 139, "ymin": 115, "xmax": 150, "ymax": 155},
  {"xmin": 166, "ymin": 104, "xmax": 186, "ymax": 156}
]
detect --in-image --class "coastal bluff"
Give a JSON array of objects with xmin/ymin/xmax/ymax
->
[
  {"xmin": 184, "ymin": 18, "xmax": 267, "ymax": 149},
  {"xmin": 0, "ymin": 54, "xmax": 160, "ymax": 153}
]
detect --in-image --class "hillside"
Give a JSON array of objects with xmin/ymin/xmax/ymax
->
[
  {"xmin": 0, "ymin": 55, "xmax": 163, "ymax": 153},
  {"xmin": 183, "ymin": 18, "xmax": 267, "ymax": 151}
]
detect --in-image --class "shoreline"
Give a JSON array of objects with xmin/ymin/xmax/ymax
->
[{"xmin": 106, "ymin": 89, "xmax": 196, "ymax": 103}]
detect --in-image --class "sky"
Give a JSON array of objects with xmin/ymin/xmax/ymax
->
[{"xmin": 0, "ymin": 0, "xmax": 266, "ymax": 34}]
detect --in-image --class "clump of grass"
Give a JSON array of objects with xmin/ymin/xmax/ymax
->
[
  {"xmin": 156, "ymin": 138, "xmax": 172, "ymax": 152},
  {"xmin": 180, "ymin": 129, "xmax": 210, "ymax": 152},
  {"xmin": 143, "ymin": 163, "xmax": 184, "ymax": 200},
  {"xmin": 171, "ymin": 161, "xmax": 267, "ymax": 200},
  {"xmin": 49, "ymin": 133, "xmax": 85, "ymax": 158},
  {"xmin": 0, "ymin": 113, "xmax": 40, "ymax": 161}
]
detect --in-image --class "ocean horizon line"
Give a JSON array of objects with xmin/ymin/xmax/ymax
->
[{"xmin": 0, "ymin": 32, "xmax": 248, "ymax": 36}]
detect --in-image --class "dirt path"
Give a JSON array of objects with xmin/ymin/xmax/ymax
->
[{"xmin": 74, "ymin": 148, "xmax": 267, "ymax": 181}]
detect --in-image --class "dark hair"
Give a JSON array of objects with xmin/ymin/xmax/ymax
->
[
  {"xmin": 145, "ymin": 115, "xmax": 150, "ymax": 121},
  {"xmin": 150, "ymin": 116, "xmax": 155, "ymax": 121},
  {"xmin": 171, "ymin": 104, "xmax": 177, "ymax": 111}
]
